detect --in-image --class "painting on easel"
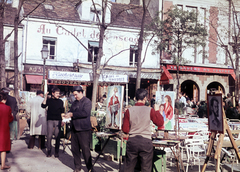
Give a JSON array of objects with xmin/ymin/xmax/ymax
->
[
  {"xmin": 155, "ymin": 91, "xmax": 175, "ymax": 130},
  {"xmin": 105, "ymin": 86, "xmax": 124, "ymax": 130},
  {"xmin": 207, "ymin": 94, "xmax": 224, "ymax": 133}
]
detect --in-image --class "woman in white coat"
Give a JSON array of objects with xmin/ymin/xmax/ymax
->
[{"xmin": 26, "ymin": 90, "xmax": 47, "ymax": 149}]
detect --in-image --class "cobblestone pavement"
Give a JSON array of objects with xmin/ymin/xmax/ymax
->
[{"xmin": 5, "ymin": 132, "xmax": 219, "ymax": 172}]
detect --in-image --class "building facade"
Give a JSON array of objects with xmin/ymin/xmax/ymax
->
[{"xmin": 4, "ymin": 0, "xmax": 240, "ymax": 102}]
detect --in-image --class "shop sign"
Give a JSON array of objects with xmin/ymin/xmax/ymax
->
[
  {"xmin": 48, "ymin": 71, "xmax": 90, "ymax": 81},
  {"xmin": 24, "ymin": 65, "xmax": 72, "ymax": 74},
  {"xmin": 48, "ymin": 80, "xmax": 82, "ymax": 85},
  {"xmin": 99, "ymin": 74, "xmax": 128, "ymax": 83},
  {"xmin": 166, "ymin": 64, "xmax": 236, "ymax": 79},
  {"xmin": 48, "ymin": 71, "xmax": 128, "ymax": 83}
]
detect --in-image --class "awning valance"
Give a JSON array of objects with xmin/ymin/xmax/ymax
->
[
  {"xmin": 25, "ymin": 75, "xmax": 43, "ymax": 84},
  {"xmin": 160, "ymin": 66, "xmax": 173, "ymax": 85}
]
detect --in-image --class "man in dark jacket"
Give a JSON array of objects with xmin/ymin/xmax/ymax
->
[
  {"xmin": 64, "ymin": 85, "xmax": 94, "ymax": 172},
  {"xmin": 41, "ymin": 87, "xmax": 64, "ymax": 157},
  {"xmin": 1, "ymin": 88, "xmax": 18, "ymax": 140}
]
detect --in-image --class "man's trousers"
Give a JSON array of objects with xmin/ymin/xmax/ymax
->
[
  {"xmin": 71, "ymin": 129, "xmax": 92, "ymax": 171},
  {"xmin": 47, "ymin": 120, "xmax": 61, "ymax": 154},
  {"xmin": 124, "ymin": 135, "xmax": 153, "ymax": 172}
]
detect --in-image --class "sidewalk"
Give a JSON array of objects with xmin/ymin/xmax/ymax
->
[
  {"xmin": 5, "ymin": 132, "xmax": 217, "ymax": 172},
  {"xmin": 6, "ymin": 133, "xmax": 119, "ymax": 172}
]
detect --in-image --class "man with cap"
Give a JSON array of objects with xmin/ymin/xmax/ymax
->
[
  {"xmin": 1, "ymin": 88, "xmax": 18, "ymax": 140},
  {"xmin": 41, "ymin": 87, "xmax": 64, "ymax": 157},
  {"xmin": 64, "ymin": 85, "xmax": 94, "ymax": 172},
  {"xmin": 26, "ymin": 90, "xmax": 47, "ymax": 149}
]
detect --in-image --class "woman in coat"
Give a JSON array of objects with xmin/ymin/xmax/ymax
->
[{"xmin": 0, "ymin": 92, "xmax": 14, "ymax": 170}]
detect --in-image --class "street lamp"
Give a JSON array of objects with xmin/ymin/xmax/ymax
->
[
  {"xmin": 41, "ymin": 45, "xmax": 49, "ymax": 80},
  {"xmin": 73, "ymin": 59, "xmax": 79, "ymax": 72}
]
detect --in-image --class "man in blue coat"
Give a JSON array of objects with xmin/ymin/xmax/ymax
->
[{"xmin": 64, "ymin": 85, "xmax": 94, "ymax": 172}]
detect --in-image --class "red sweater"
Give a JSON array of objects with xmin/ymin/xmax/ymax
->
[{"xmin": 122, "ymin": 102, "xmax": 164, "ymax": 134}]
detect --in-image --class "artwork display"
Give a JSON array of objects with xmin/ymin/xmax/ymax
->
[
  {"xmin": 155, "ymin": 91, "xmax": 175, "ymax": 130},
  {"xmin": 19, "ymin": 91, "xmax": 36, "ymax": 110},
  {"xmin": 105, "ymin": 86, "xmax": 124, "ymax": 130},
  {"xmin": 207, "ymin": 94, "xmax": 224, "ymax": 133}
]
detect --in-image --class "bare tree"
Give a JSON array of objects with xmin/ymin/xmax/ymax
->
[
  {"xmin": 208, "ymin": 0, "xmax": 240, "ymax": 100},
  {"xmin": 0, "ymin": 1, "xmax": 7, "ymax": 88}
]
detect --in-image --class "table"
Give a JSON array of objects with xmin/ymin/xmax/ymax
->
[
  {"xmin": 152, "ymin": 139, "xmax": 184, "ymax": 172},
  {"xmin": 91, "ymin": 132, "xmax": 118, "ymax": 171}
]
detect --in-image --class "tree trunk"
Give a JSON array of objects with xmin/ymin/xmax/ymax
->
[
  {"xmin": 0, "ymin": 6, "xmax": 6, "ymax": 88},
  {"xmin": 235, "ymin": 52, "xmax": 239, "ymax": 101},
  {"xmin": 14, "ymin": 12, "xmax": 19, "ymax": 100},
  {"xmin": 91, "ymin": 0, "xmax": 107, "ymax": 110},
  {"xmin": 135, "ymin": 0, "xmax": 146, "ymax": 91}
]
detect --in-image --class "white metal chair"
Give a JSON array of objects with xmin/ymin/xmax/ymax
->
[
  {"xmin": 221, "ymin": 147, "xmax": 240, "ymax": 172},
  {"xmin": 185, "ymin": 139, "xmax": 206, "ymax": 172}
]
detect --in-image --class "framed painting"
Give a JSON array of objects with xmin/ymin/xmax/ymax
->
[
  {"xmin": 207, "ymin": 94, "xmax": 224, "ymax": 133},
  {"xmin": 155, "ymin": 91, "xmax": 175, "ymax": 130},
  {"xmin": 105, "ymin": 86, "xmax": 124, "ymax": 130}
]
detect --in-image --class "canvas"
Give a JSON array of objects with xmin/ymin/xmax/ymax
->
[
  {"xmin": 105, "ymin": 86, "xmax": 124, "ymax": 130},
  {"xmin": 155, "ymin": 91, "xmax": 175, "ymax": 130},
  {"xmin": 207, "ymin": 94, "xmax": 224, "ymax": 133}
]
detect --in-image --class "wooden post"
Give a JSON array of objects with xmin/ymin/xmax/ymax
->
[{"xmin": 201, "ymin": 132, "xmax": 216, "ymax": 172}]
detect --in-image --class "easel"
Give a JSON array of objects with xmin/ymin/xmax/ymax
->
[{"xmin": 201, "ymin": 107, "xmax": 240, "ymax": 172}]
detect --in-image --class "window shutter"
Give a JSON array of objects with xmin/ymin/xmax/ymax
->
[{"xmin": 10, "ymin": 41, "xmax": 14, "ymax": 67}]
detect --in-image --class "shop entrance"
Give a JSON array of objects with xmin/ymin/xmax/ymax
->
[
  {"xmin": 207, "ymin": 81, "xmax": 225, "ymax": 95},
  {"xmin": 181, "ymin": 80, "xmax": 199, "ymax": 102}
]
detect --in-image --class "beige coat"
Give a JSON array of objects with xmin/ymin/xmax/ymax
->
[{"xmin": 26, "ymin": 95, "xmax": 47, "ymax": 136}]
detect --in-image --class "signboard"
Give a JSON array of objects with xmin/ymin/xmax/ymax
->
[
  {"xmin": 48, "ymin": 71, "xmax": 90, "ymax": 81},
  {"xmin": 99, "ymin": 74, "xmax": 128, "ymax": 83},
  {"xmin": 48, "ymin": 71, "xmax": 128, "ymax": 84}
]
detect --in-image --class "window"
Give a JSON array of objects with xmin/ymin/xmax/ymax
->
[
  {"xmin": 43, "ymin": 37, "xmax": 56, "ymax": 59},
  {"xmin": 88, "ymin": 41, "xmax": 99, "ymax": 63},
  {"xmin": 5, "ymin": 40, "xmax": 14, "ymax": 67},
  {"xmin": 129, "ymin": 45, "xmax": 138, "ymax": 66},
  {"xmin": 233, "ymin": 12, "xmax": 240, "ymax": 34},
  {"xmin": 90, "ymin": 5, "xmax": 101, "ymax": 22}
]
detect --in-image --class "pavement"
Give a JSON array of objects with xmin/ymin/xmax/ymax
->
[{"xmin": 4, "ymin": 129, "xmax": 219, "ymax": 172}]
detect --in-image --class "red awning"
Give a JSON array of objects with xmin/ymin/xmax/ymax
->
[
  {"xmin": 160, "ymin": 66, "xmax": 173, "ymax": 85},
  {"xmin": 25, "ymin": 75, "xmax": 43, "ymax": 84}
]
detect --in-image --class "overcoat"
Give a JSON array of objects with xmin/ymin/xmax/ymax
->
[
  {"xmin": 0, "ymin": 102, "xmax": 14, "ymax": 151},
  {"xmin": 26, "ymin": 96, "xmax": 47, "ymax": 136}
]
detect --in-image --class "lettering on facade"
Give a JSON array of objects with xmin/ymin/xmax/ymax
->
[
  {"xmin": 166, "ymin": 64, "xmax": 235, "ymax": 79},
  {"xmin": 24, "ymin": 65, "xmax": 72, "ymax": 74},
  {"xmin": 36, "ymin": 24, "xmax": 149, "ymax": 44}
]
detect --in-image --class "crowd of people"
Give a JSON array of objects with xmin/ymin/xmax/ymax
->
[{"xmin": 1, "ymin": 86, "xmax": 240, "ymax": 172}]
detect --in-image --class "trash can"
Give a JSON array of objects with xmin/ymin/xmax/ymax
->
[{"xmin": 152, "ymin": 149, "xmax": 166, "ymax": 172}]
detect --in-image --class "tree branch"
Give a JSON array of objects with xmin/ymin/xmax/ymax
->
[{"xmin": 3, "ymin": 0, "xmax": 46, "ymax": 43}]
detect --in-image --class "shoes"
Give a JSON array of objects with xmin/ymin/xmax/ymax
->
[
  {"xmin": 1, "ymin": 165, "xmax": 11, "ymax": 170},
  {"xmin": 54, "ymin": 153, "xmax": 59, "ymax": 158},
  {"xmin": 47, "ymin": 151, "xmax": 51, "ymax": 157},
  {"xmin": 108, "ymin": 123, "xmax": 112, "ymax": 127},
  {"xmin": 113, "ymin": 123, "xmax": 118, "ymax": 128}
]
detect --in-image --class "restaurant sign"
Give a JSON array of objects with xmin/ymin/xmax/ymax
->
[
  {"xmin": 48, "ymin": 71, "xmax": 128, "ymax": 84},
  {"xmin": 166, "ymin": 65, "xmax": 236, "ymax": 79}
]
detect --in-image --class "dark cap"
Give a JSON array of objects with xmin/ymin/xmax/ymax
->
[
  {"xmin": 1, "ymin": 87, "xmax": 12, "ymax": 93},
  {"xmin": 36, "ymin": 90, "xmax": 44, "ymax": 95},
  {"xmin": 73, "ymin": 85, "xmax": 83, "ymax": 92}
]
